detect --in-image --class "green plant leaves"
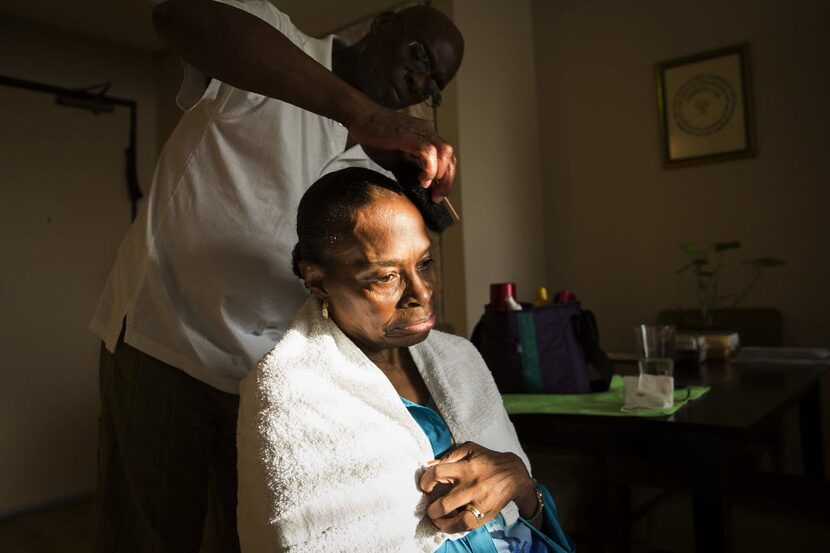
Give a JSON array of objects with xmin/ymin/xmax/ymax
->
[
  {"xmin": 743, "ymin": 257, "xmax": 786, "ymax": 268},
  {"xmin": 676, "ymin": 241, "xmax": 785, "ymax": 318},
  {"xmin": 677, "ymin": 243, "xmax": 709, "ymax": 274},
  {"xmin": 714, "ymin": 240, "xmax": 742, "ymax": 251},
  {"xmin": 680, "ymin": 242, "xmax": 707, "ymax": 258}
]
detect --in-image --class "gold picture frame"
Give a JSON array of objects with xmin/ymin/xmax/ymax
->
[{"xmin": 656, "ymin": 43, "xmax": 756, "ymax": 168}]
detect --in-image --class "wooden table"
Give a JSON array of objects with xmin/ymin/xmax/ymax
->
[{"xmin": 507, "ymin": 360, "xmax": 828, "ymax": 553}]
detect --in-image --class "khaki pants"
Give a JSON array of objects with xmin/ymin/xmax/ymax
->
[{"xmin": 95, "ymin": 337, "xmax": 240, "ymax": 553}]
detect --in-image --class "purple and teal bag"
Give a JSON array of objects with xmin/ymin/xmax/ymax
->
[{"xmin": 471, "ymin": 302, "xmax": 613, "ymax": 394}]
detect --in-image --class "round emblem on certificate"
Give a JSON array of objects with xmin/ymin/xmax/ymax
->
[{"xmin": 672, "ymin": 74, "xmax": 737, "ymax": 136}]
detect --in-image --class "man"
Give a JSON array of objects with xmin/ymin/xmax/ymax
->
[{"xmin": 91, "ymin": 1, "xmax": 463, "ymax": 551}]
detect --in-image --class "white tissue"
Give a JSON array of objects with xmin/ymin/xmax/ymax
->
[{"xmin": 622, "ymin": 374, "xmax": 674, "ymax": 411}]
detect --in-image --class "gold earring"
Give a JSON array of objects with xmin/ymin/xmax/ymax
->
[{"xmin": 321, "ymin": 299, "xmax": 329, "ymax": 320}]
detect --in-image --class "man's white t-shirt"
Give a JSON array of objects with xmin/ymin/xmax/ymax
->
[{"xmin": 92, "ymin": 0, "xmax": 378, "ymax": 393}]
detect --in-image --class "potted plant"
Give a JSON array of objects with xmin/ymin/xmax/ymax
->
[{"xmin": 658, "ymin": 241, "xmax": 785, "ymax": 348}]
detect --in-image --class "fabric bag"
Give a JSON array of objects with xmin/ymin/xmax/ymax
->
[{"xmin": 471, "ymin": 301, "xmax": 613, "ymax": 394}]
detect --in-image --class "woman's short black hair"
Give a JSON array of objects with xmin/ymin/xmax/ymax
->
[
  {"xmin": 292, "ymin": 166, "xmax": 453, "ymax": 279},
  {"xmin": 292, "ymin": 167, "xmax": 400, "ymax": 278}
]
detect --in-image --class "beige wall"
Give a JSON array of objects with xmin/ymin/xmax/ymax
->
[
  {"xmin": 155, "ymin": 50, "xmax": 184, "ymax": 153},
  {"xmin": 453, "ymin": 0, "xmax": 548, "ymax": 333},
  {"xmin": 531, "ymin": 0, "xmax": 830, "ymax": 352},
  {"xmin": 0, "ymin": 16, "xmax": 158, "ymax": 513},
  {"xmin": 427, "ymin": 0, "xmax": 468, "ymax": 336}
]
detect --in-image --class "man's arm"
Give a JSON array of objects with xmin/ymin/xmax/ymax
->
[{"xmin": 153, "ymin": 0, "xmax": 455, "ymax": 197}]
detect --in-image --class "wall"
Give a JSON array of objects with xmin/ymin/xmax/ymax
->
[
  {"xmin": 0, "ymin": 16, "xmax": 158, "ymax": 513},
  {"xmin": 155, "ymin": 50, "xmax": 183, "ymax": 154},
  {"xmin": 531, "ymin": 0, "xmax": 830, "ymax": 352},
  {"xmin": 453, "ymin": 0, "xmax": 548, "ymax": 333}
]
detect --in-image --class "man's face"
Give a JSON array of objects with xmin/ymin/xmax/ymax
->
[{"xmin": 359, "ymin": 10, "xmax": 463, "ymax": 110}]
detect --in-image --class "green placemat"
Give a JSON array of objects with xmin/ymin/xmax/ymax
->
[{"xmin": 502, "ymin": 375, "xmax": 710, "ymax": 417}]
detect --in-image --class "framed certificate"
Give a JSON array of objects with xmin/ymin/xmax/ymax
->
[{"xmin": 656, "ymin": 44, "xmax": 756, "ymax": 168}]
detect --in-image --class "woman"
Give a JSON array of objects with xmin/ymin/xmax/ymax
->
[{"xmin": 237, "ymin": 168, "xmax": 573, "ymax": 553}]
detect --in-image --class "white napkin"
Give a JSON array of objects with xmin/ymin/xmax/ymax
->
[{"xmin": 622, "ymin": 374, "xmax": 674, "ymax": 411}]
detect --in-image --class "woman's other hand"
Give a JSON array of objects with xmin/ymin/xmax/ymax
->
[{"xmin": 419, "ymin": 442, "xmax": 537, "ymax": 533}]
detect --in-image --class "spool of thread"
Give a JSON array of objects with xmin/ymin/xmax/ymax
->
[
  {"xmin": 490, "ymin": 282, "xmax": 517, "ymax": 310},
  {"xmin": 555, "ymin": 290, "xmax": 576, "ymax": 304},
  {"xmin": 535, "ymin": 287, "xmax": 551, "ymax": 307}
]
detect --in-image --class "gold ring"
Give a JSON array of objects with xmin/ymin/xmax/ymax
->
[{"xmin": 465, "ymin": 504, "xmax": 484, "ymax": 520}]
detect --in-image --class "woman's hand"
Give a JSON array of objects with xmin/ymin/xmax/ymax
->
[{"xmin": 419, "ymin": 442, "xmax": 537, "ymax": 533}]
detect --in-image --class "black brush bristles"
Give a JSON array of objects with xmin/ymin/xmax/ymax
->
[{"xmin": 390, "ymin": 164, "xmax": 455, "ymax": 233}]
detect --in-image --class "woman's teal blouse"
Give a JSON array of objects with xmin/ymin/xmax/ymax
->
[{"xmin": 401, "ymin": 398, "xmax": 575, "ymax": 553}]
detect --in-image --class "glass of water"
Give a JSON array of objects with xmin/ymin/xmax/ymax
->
[{"xmin": 634, "ymin": 324, "xmax": 675, "ymax": 377}]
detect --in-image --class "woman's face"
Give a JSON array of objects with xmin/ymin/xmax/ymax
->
[{"xmin": 313, "ymin": 192, "xmax": 438, "ymax": 353}]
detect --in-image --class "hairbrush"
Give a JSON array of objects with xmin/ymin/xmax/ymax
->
[{"xmin": 390, "ymin": 163, "xmax": 458, "ymax": 233}]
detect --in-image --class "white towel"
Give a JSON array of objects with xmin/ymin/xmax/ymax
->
[{"xmin": 237, "ymin": 296, "xmax": 532, "ymax": 552}]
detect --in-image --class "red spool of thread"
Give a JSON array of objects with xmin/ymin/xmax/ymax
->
[
  {"xmin": 490, "ymin": 282, "xmax": 517, "ymax": 310},
  {"xmin": 555, "ymin": 290, "xmax": 576, "ymax": 304}
]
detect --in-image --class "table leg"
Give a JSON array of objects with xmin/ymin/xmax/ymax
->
[
  {"xmin": 604, "ymin": 480, "xmax": 630, "ymax": 553},
  {"xmin": 799, "ymin": 382, "xmax": 825, "ymax": 480},
  {"xmin": 692, "ymin": 440, "xmax": 731, "ymax": 553}
]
